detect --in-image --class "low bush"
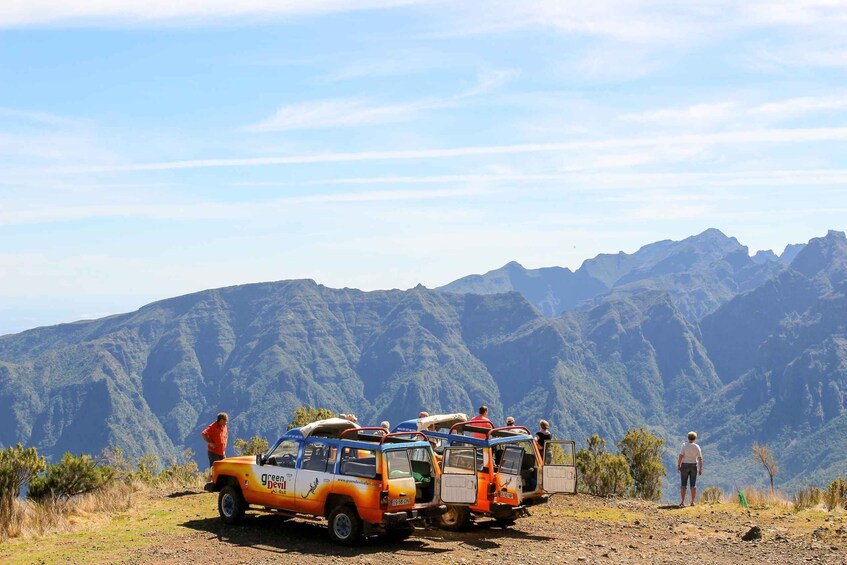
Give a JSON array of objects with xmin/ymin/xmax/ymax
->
[
  {"xmin": 133, "ymin": 453, "xmax": 160, "ymax": 485},
  {"xmin": 234, "ymin": 436, "xmax": 270, "ymax": 456},
  {"xmin": 793, "ymin": 485, "xmax": 822, "ymax": 511},
  {"xmin": 700, "ymin": 486, "xmax": 723, "ymax": 504},
  {"xmin": 157, "ymin": 449, "xmax": 200, "ymax": 489},
  {"xmin": 576, "ymin": 435, "xmax": 633, "ymax": 497},
  {"xmin": 27, "ymin": 453, "xmax": 115, "ymax": 503},
  {"xmin": 823, "ymin": 477, "xmax": 847, "ymax": 511}
]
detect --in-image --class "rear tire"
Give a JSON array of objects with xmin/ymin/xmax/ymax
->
[
  {"xmin": 328, "ymin": 505, "xmax": 362, "ymax": 546},
  {"xmin": 438, "ymin": 505, "xmax": 471, "ymax": 531},
  {"xmin": 218, "ymin": 485, "xmax": 246, "ymax": 525}
]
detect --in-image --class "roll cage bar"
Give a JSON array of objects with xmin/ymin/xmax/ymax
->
[
  {"xmin": 338, "ymin": 427, "xmax": 429, "ymax": 444},
  {"xmin": 448, "ymin": 422, "xmax": 531, "ymax": 439}
]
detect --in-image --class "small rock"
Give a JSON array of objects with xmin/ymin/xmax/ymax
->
[{"xmin": 741, "ymin": 526, "xmax": 762, "ymax": 541}]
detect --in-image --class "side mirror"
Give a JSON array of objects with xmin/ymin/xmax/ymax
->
[{"xmin": 256, "ymin": 453, "xmax": 264, "ymax": 466}]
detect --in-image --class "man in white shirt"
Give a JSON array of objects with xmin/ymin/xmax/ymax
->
[{"xmin": 677, "ymin": 431, "xmax": 703, "ymax": 507}]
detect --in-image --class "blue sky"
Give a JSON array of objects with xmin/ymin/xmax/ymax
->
[{"xmin": 2, "ymin": 1, "xmax": 846, "ymax": 334}]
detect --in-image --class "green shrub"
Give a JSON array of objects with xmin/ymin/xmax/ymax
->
[
  {"xmin": 576, "ymin": 435, "xmax": 632, "ymax": 497},
  {"xmin": 824, "ymin": 477, "xmax": 847, "ymax": 511},
  {"xmin": 133, "ymin": 453, "xmax": 159, "ymax": 484},
  {"xmin": 234, "ymin": 436, "xmax": 270, "ymax": 456},
  {"xmin": 617, "ymin": 428, "xmax": 666, "ymax": 501},
  {"xmin": 157, "ymin": 449, "xmax": 199, "ymax": 487},
  {"xmin": 288, "ymin": 406, "xmax": 335, "ymax": 430},
  {"xmin": 100, "ymin": 447, "xmax": 133, "ymax": 483},
  {"xmin": 0, "ymin": 444, "xmax": 46, "ymax": 537},
  {"xmin": 793, "ymin": 485, "xmax": 822, "ymax": 511},
  {"xmin": 700, "ymin": 486, "xmax": 723, "ymax": 504},
  {"xmin": 0, "ymin": 444, "xmax": 45, "ymax": 503},
  {"xmin": 27, "ymin": 453, "xmax": 114, "ymax": 502}
]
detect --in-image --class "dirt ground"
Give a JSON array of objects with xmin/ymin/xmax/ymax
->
[{"xmin": 2, "ymin": 489, "xmax": 846, "ymax": 564}]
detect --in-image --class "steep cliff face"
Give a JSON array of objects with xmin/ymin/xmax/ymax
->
[
  {"xmin": 692, "ymin": 231, "xmax": 847, "ymax": 486},
  {"xmin": 0, "ymin": 279, "xmax": 718, "ymax": 469},
  {"xmin": 1, "ymin": 230, "xmax": 845, "ymax": 492}
]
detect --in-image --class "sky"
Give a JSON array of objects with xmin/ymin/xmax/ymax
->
[{"xmin": 1, "ymin": 1, "xmax": 846, "ymax": 335}]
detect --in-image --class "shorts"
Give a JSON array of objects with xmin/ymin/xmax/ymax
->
[
  {"xmin": 680, "ymin": 463, "xmax": 698, "ymax": 488},
  {"xmin": 208, "ymin": 451, "xmax": 224, "ymax": 467}
]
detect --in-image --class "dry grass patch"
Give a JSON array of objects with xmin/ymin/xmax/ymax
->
[
  {"xmin": 0, "ymin": 482, "xmax": 135, "ymax": 542},
  {"xmin": 738, "ymin": 486, "xmax": 793, "ymax": 510}
]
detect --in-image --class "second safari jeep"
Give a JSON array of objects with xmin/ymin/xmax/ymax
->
[
  {"xmin": 204, "ymin": 418, "xmax": 456, "ymax": 545},
  {"xmin": 396, "ymin": 417, "xmax": 577, "ymax": 530}
]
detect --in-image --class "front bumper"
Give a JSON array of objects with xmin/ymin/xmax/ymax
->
[
  {"xmin": 382, "ymin": 504, "xmax": 447, "ymax": 524},
  {"xmin": 204, "ymin": 482, "xmax": 215, "ymax": 493}
]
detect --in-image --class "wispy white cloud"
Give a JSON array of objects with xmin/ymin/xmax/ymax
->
[
  {"xmin": 245, "ymin": 98, "xmax": 432, "ymax": 132},
  {"xmin": 0, "ymin": 186, "xmax": 491, "ymax": 226},
  {"xmin": 305, "ymin": 168, "xmax": 847, "ymax": 191},
  {"xmin": 618, "ymin": 95, "xmax": 847, "ymax": 128},
  {"xmin": 751, "ymin": 95, "xmax": 847, "ymax": 118},
  {"xmin": 741, "ymin": 0, "xmax": 847, "ymax": 27},
  {"xmin": 246, "ymin": 69, "xmax": 516, "ymax": 131},
  {"xmin": 323, "ymin": 53, "xmax": 451, "ymax": 82},
  {"xmin": 0, "ymin": 0, "xmax": 434, "ymax": 27},
  {"xmin": 620, "ymin": 103, "xmax": 738, "ymax": 125},
  {"xmin": 0, "ymin": 107, "xmax": 82, "ymax": 127},
  {"xmin": 58, "ymin": 127, "xmax": 847, "ymax": 173}
]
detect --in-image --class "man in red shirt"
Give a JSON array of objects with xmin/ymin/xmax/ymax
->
[
  {"xmin": 468, "ymin": 405, "xmax": 493, "ymax": 438},
  {"xmin": 201, "ymin": 412, "xmax": 229, "ymax": 473}
]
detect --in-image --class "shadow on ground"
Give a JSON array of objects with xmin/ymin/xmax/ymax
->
[
  {"xmin": 415, "ymin": 517, "xmax": 554, "ymax": 550},
  {"xmin": 167, "ymin": 490, "xmax": 204, "ymax": 498},
  {"xmin": 182, "ymin": 514, "xmax": 452, "ymax": 557}
]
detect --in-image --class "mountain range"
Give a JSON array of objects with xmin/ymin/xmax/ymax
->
[{"xmin": 1, "ymin": 228, "xmax": 845, "ymax": 493}]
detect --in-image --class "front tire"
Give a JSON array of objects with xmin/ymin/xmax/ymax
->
[
  {"xmin": 328, "ymin": 505, "xmax": 362, "ymax": 545},
  {"xmin": 218, "ymin": 485, "xmax": 246, "ymax": 524},
  {"xmin": 438, "ymin": 505, "xmax": 471, "ymax": 531}
]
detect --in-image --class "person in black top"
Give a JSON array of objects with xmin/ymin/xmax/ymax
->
[{"xmin": 534, "ymin": 419, "xmax": 552, "ymax": 452}]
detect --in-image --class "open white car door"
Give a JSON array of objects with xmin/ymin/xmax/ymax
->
[
  {"xmin": 542, "ymin": 440, "xmax": 577, "ymax": 494},
  {"xmin": 440, "ymin": 447, "xmax": 479, "ymax": 504}
]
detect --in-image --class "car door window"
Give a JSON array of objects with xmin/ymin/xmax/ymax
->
[
  {"xmin": 302, "ymin": 442, "xmax": 335, "ymax": 472},
  {"xmin": 267, "ymin": 440, "xmax": 299, "ymax": 468}
]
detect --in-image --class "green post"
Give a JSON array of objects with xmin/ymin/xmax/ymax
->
[{"xmin": 737, "ymin": 489, "xmax": 749, "ymax": 509}]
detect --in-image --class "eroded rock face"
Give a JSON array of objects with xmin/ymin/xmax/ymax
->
[{"xmin": 742, "ymin": 525, "xmax": 762, "ymax": 541}]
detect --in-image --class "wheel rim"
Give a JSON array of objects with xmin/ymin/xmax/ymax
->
[
  {"xmin": 442, "ymin": 507, "xmax": 459, "ymax": 526},
  {"xmin": 221, "ymin": 493, "xmax": 235, "ymax": 517},
  {"xmin": 334, "ymin": 513, "xmax": 352, "ymax": 539}
]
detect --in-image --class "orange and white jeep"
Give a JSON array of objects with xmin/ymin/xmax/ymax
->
[
  {"xmin": 204, "ymin": 418, "xmax": 468, "ymax": 545},
  {"xmin": 395, "ymin": 417, "xmax": 577, "ymax": 530}
]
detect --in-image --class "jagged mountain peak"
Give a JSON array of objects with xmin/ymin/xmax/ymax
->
[{"xmin": 789, "ymin": 229, "xmax": 847, "ymax": 281}]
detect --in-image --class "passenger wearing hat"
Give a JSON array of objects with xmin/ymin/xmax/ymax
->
[
  {"xmin": 505, "ymin": 416, "xmax": 515, "ymax": 426},
  {"xmin": 677, "ymin": 431, "xmax": 703, "ymax": 507}
]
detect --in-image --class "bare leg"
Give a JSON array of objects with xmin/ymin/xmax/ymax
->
[
  {"xmin": 690, "ymin": 487, "xmax": 697, "ymax": 505},
  {"xmin": 680, "ymin": 487, "xmax": 686, "ymax": 506}
]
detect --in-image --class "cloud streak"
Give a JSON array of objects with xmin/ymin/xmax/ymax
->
[
  {"xmin": 246, "ymin": 69, "xmax": 516, "ymax": 132},
  {"xmin": 0, "ymin": 186, "xmax": 491, "ymax": 226},
  {"xmin": 0, "ymin": 0, "xmax": 433, "ymax": 27},
  {"xmin": 59, "ymin": 127, "xmax": 847, "ymax": 173}
]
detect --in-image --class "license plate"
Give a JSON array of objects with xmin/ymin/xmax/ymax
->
[{"xmin": 390, "ymin": 498, "xmax": 411, "ymax": 506}]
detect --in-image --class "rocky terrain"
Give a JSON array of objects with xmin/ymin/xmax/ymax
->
[{"xmin": 2, "ymin": 489, "xmax": 845, "ymax": 564}]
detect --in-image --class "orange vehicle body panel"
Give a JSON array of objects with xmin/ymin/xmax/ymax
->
[{"xmin": 211, "ymin": 445, "xmax": 434, "ymax": 524}]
